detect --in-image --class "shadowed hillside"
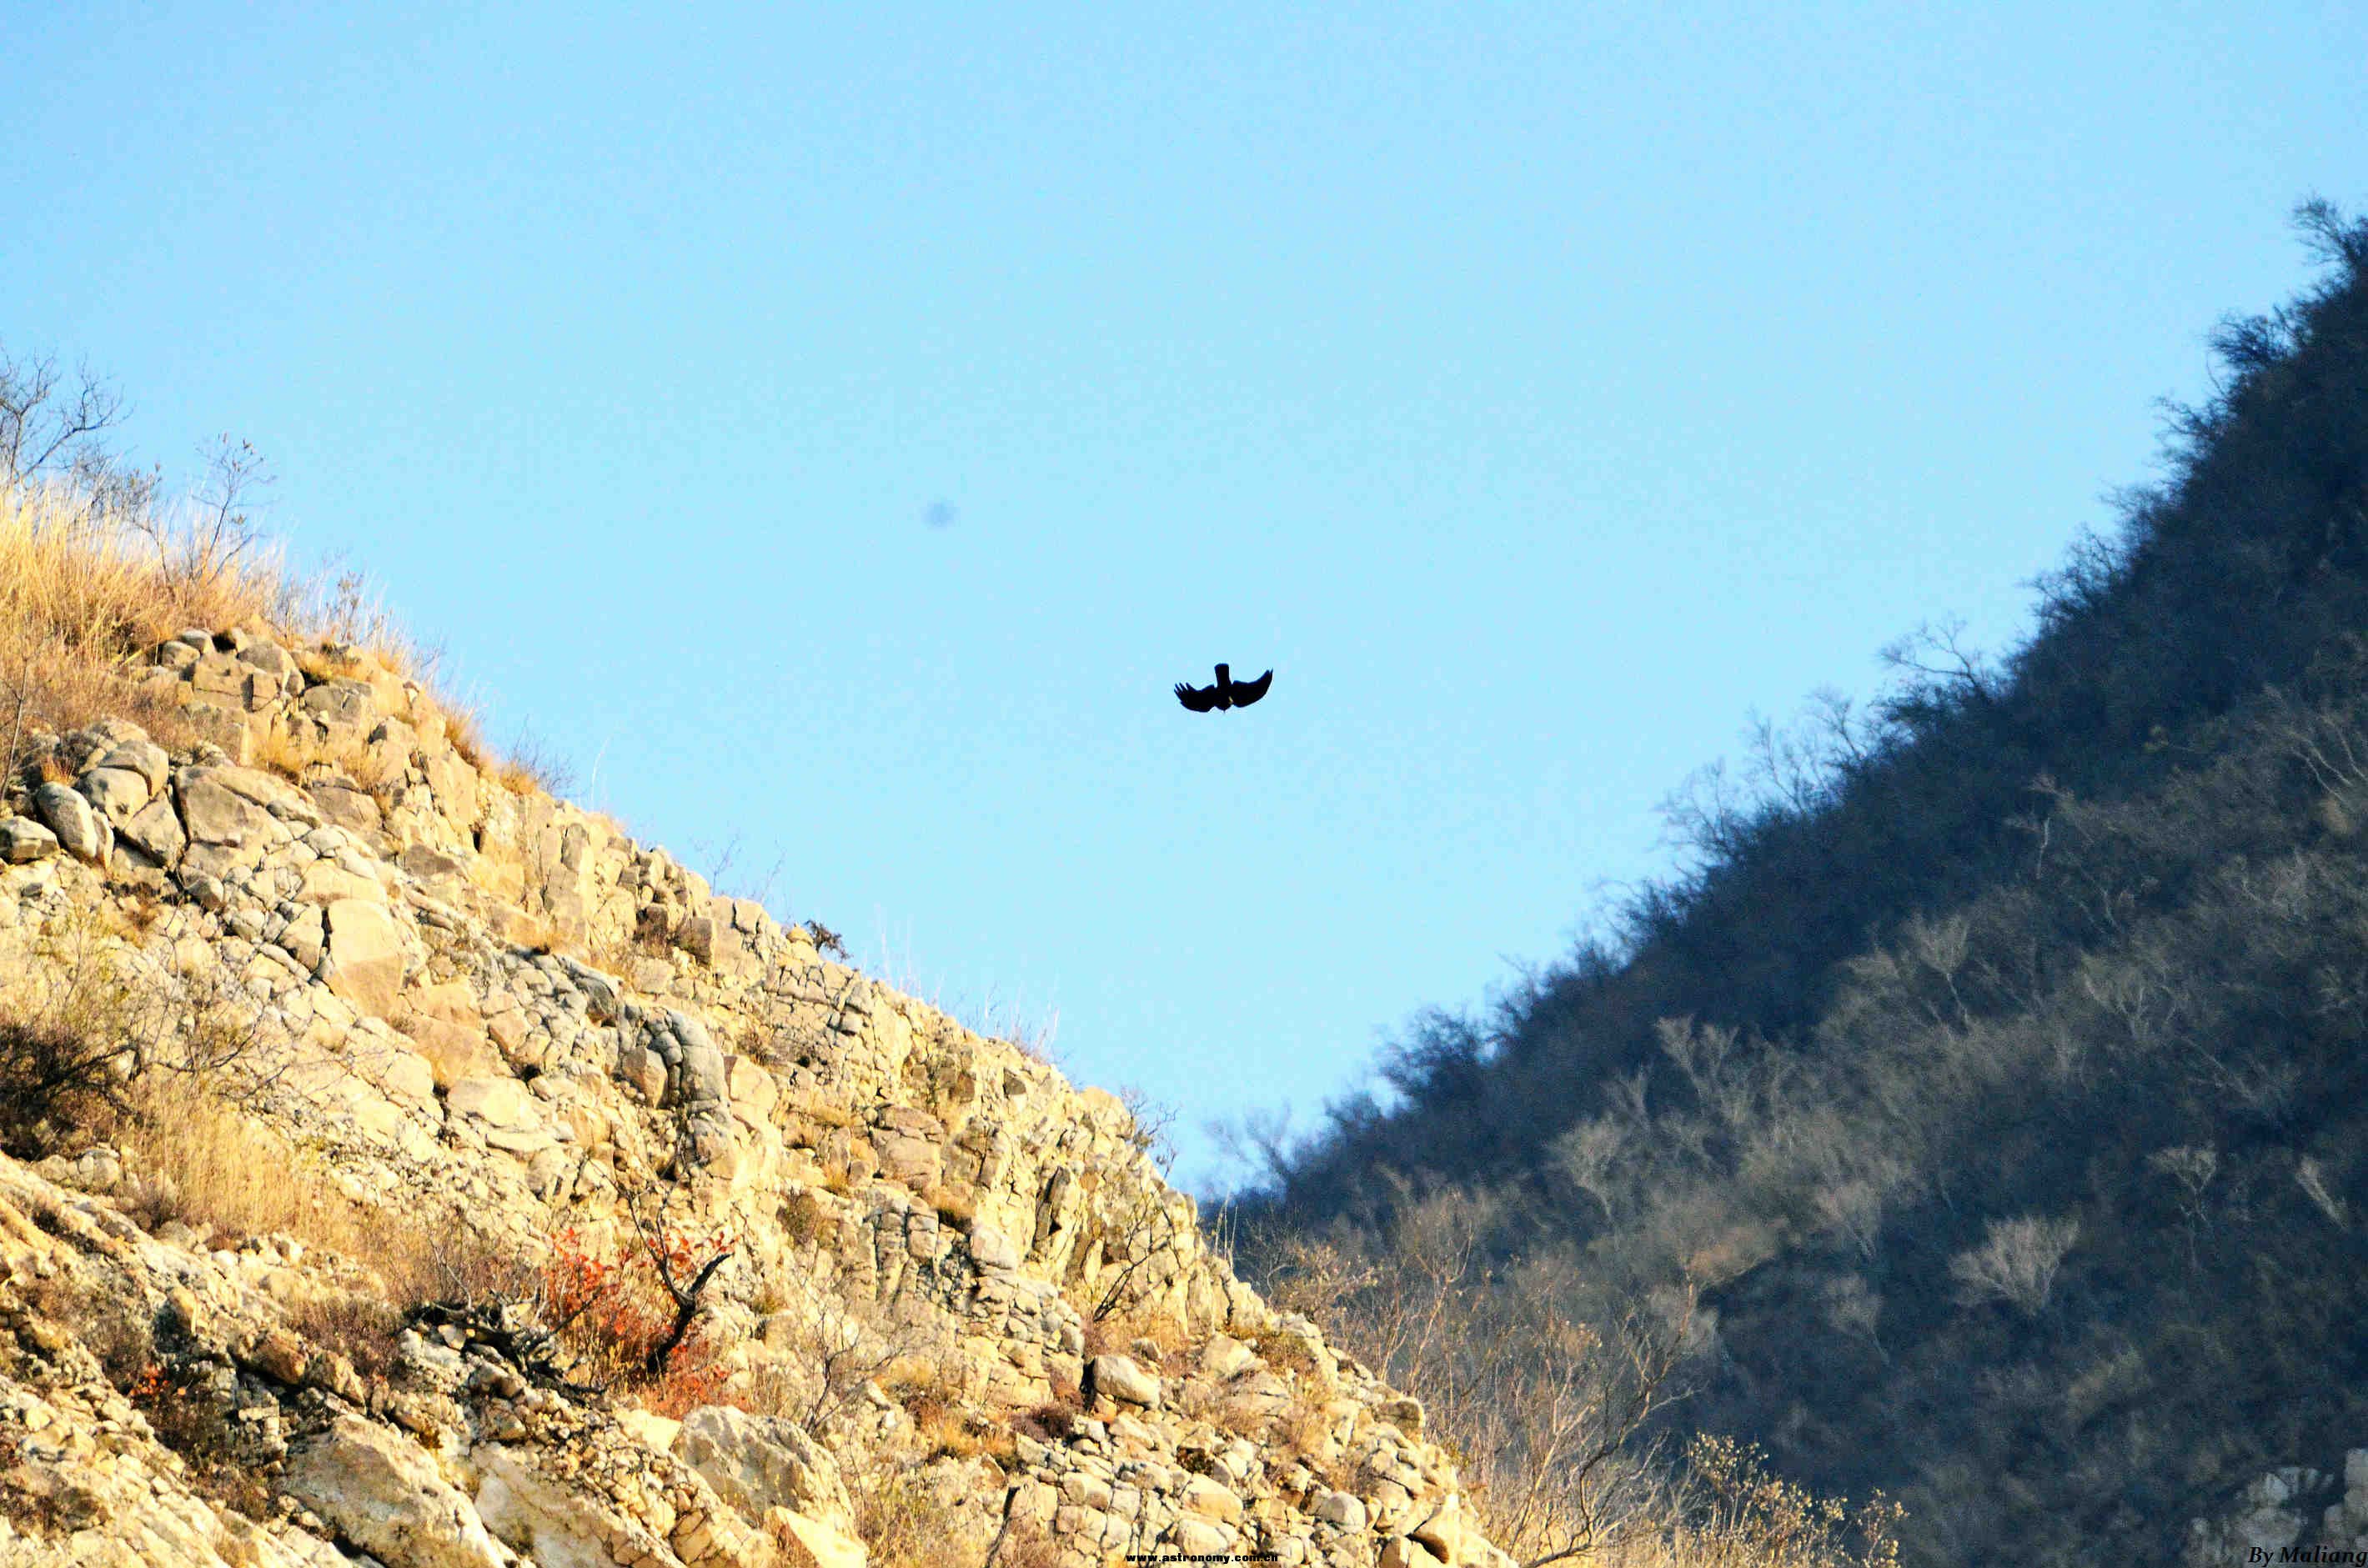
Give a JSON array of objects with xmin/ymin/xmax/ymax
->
[{"xmin": 1229, "ymin": 201, "xmax": 2368, "ymax": 1565}]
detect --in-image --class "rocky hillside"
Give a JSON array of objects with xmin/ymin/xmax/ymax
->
[{"xmin": 0, "ymin": 615, "xmax": 1509, "ymax": 1568}]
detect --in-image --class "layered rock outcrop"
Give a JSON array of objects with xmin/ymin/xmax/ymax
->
[{"xmin": 0, "ymin": 626, "xmax": 1512, "ymax": 1568}]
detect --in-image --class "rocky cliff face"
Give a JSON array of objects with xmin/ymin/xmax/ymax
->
[{"xmin": 0, "ymin": 625, "xmax": 1512, "ymax": 1568}]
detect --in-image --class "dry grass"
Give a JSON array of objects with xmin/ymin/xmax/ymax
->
[
  {"xmin": 112, "ymin": 1078, "xmax": 361, "ymax": 1250},
  {"xmin": 249, "ymin": 719, "xmax": 404, "ymax": 803},
  {"xmin": 797, "ymin": 1097, "xmax": 857, "ymax": 1130},
  {"xmin": 1072, "ymin": 1301, "xmax": 1192, "ymax": 1374},
  {"xmin": 293, "ymin": 642, "xmax": 364, "ymax": 686},
  {"xmin": 0, "ymin": 481, "xmax": 282, "ymax": 764},
  {"xmin": 926, "ymin": 1182, "xmax": 976, "ymax": 1228},
  {"xmin": 109, "ymin": 1074, "xmax": 523, "ymax": 1353},
  {"xmin": 0, "ymin": 473, "xmax": 560, "ymax": 802},
  {"xmin": 112, "ymin": 1075, "xmax": 518, "ymax": 1307},
  {"xmin": 492, "ymin": 725, "xmax": 574, "ymax": 796},
  {"xmin": 775, "ymin": 1189, "xmax": 834, "ymax": 1250},
  {"xmin": 843, "ymin": 1461, "xmax": 1056, "ymax": 1568},
  {"xmin": 1577, "ymin": 1436, "xmax": 1903, "ymax": 1568},
  {"xmin": 1280, "ymin": 1396, "xmax": 1347, "ymax": 1476},
  {"xmin": 1011, "ymin": 1397, "xmax": 1076, "ymax": 1444},
  {"xmin": 1249, "ymin": 1329, "xmax": 1321, "ymax": 1379},
  {"xmin": 885, "ymin": 1355, "xmax": 994, "ymax": 1459},
  {"xmin": 0, "ymin": 906, "xmax": 190, "ymax": 1156},
  {"xmin": 906, "ymin": 1398, "xmax": 1017, "ymax": 1467}
]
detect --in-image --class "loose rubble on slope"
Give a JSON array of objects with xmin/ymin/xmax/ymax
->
[{"xmin": 0, "ymin": 626, "xmax": 1515, "ymax": 1568}]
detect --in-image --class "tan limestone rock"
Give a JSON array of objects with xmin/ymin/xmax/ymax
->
[
  {"xmin": 1382, "ymin": 1536, "xmax": 1448, "ymax": 1568},
  {"xmin": 280, "ymin": 1413, "xmax": 506, "ymax": 1568},
  {"xmin": 676, "ymin": 1405, "xmax": 858, "ymax": 1540},
  {"xmin": 768, "ymin": 1507, "xmax": 869, "ymax": 1568},
  {"xmin": 322, "ymin": 899, "xmax": 405, "ymax": 1017},
  {"xmin": 397, "ymin": 1014, "xmax": 502, "ymax": 1088},
  {"xmin": 473, "ymin": 1445, "xmax": 670, "ymax": 1568},
  {"xmin": 1086, "ymin": 1354, "xmax": 1161, "ymax": 1411},
  {"xmin": 299, "ymin": 859, "xmax": 384, "ymax": 904},
  {"xmin": 447, "ymin": 1076, "xmax": 537, "ymax": 1131}
]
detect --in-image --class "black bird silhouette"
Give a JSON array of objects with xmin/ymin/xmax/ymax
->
[{"xmin": 1174, "ymin": 664, "xmax": 1273, "ymax": 712}]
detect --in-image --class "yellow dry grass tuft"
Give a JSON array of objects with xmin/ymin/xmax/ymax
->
[
  {"xmin": 106, "ymin": 1071, "xmax": 523, "ymax": 1375},
  {"xmin": 925, "ymin": 1182, "xmax": 976, "ymax": 1228},
  {"xmin": 0, "ymin": 483, "xmax": 275, "ymax": 768},
  {"xmin": 0, "ymin": 472, "xmax": 565, "ymax": 802}
]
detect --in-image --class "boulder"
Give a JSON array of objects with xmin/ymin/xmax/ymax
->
[
  {"xmin": 278, "ymin": 905, "xmax": 326, "ymax": 969},
  {"xmin": 968, "ymin": 1223, "xmax": 1021, "ymax": 1273},
  {"xmin": 1170, "ymin": 1517, "xmax": 1232, "ymax": 1556},
  {"xmin": 301, "ymin": 679, "xmax": 378, "ymax": 731},
  {"xmin": 0, "ymin": 815, "xmax": 58, "ymax": 864},
  {"xmin": 281, "ymin": 1413, "xmax": 506, "ymax": 1568},
  {"xmin": 677, "ymin": 1405, "xmax": 860, "ymax": 1538},
  {"xmin": 665, "ymin": 1009, "xmax": 730, "ymax": 1107},
  {"xmin": 411, "ymin": 979, "xmax": 484, "ymax": 1031},
  {"xmin": 323, "ymin": 899, "xmax": 406, "ymax": 1017},
  {"xmin": 424, "ymin": 746, "xmax": 480, "ymax": 825},
  {"xmin": 615, "ymin": 1031, "xmax": 669, "ymax": 1105},
  {"xmin": 1412, "ymin": 1495, "xmax": 1481, "ymax": 1565},
  {"xmin": 76, "ymin": 766, "xmax": 151, "ymax": 823},
  {"xmin": 447, "ymin": 1076, "xmax": 538, "ymax": 1132},
  {"xmin": 177, "ymin": 769, "xmax": 279, "ymax": 846},
  {"xmin": 1181, "ymin": 1474, "xmax": 1243, "ymax": 1525},
  {"xmin": 1200, "ymin": 1334, "xmax": 1257, "ymax": 1380},
  {"xmin": 311, "ymin": 780, "xmax": 386, "ymax": 836},
  {"xmin": 1085, "ymin": 1354, "xmax": 1161, "ymax": 1410},
  {"xmin": 875, "ymin": 1134, "xmax": 940, "ymax": 1189},
  {"xmin": 238, "ymin": 640, "xmax": 299, "ymax": 679},
  {"xmin": 768, "ymin": 1507, "xmax": 870, "ymax": 1568},
  {"xmin": 1381, "ymin": 1537, "xmax": 1447, "ymax": 1568},
  {"xmin": 119, "ymin": 795, "xmax": 186, "ymax": 864},
  {"xmin": 400, "ymin": 843, "xmax": 469, "ymax": 885},
  {"xmin": 474, "ymin": 1445, "xmax": 670, "ymax": 1568},
  {"xmin": 299, "ymin": 858, "xmax": 385, "ymax": 904},
  {"xmin": 398, "ymin": 1014, "xmax": 502, "ymax": 1088},
  {"xmin": 33, "ymin": 783, "xmax": 106, "ymax": 861},
  {"xmin": 97, "ymin": 739, "xmax": 169, "ymax": 791}
]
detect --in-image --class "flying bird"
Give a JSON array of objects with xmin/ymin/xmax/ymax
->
[{"xmin": 1174, "ymin": 664, "xmax": 1273, "ymax": 712}]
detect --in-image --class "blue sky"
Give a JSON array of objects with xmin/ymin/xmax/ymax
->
[{"xmin": 4, "ymin": 3, "xmax": 2361, "ymax": 1191}]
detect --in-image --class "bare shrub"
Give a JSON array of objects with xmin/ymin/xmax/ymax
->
[
  {"xmin": 743, "ymin": 1273, "xmax": 912, "ymax": 1437},
  {"xmin": 1656, "ymin": 1433, "xmax": 1904, "ymax": 1568},
  {"xmin": 2148, "ymin": 1145, "xmax": 2219, "ymax": 1265},
  {"xmin": 845, "ymin": 1468, "xmax": 980, "ymax": 1568},
  {"xmin": 494, "ymin": 722, "xmax": 575, "ymax": 797},
  {"xmin": 1947, "ymin": 1214, "xmax": 2080, "ymax": 1316},
  {"xmin": 0, "ymin": 473, "xmax": 283, "ymax": 781},
  {"xmin": 1244, "ymin": 1183, "xmax": 1693, "ymax": 1564},
  {"xmin": 0, "ymin": 910, "xmax": 190, "ymax": 1155},
  {"xmin": 1552, "ymin": 1115, "xmax": 1632, "ymax": 1225},
  {"xmin": 2295, "ymin": 1155, "xmax": 2349, "ymax": 1227},
  {"xmin": 133, "ymin": 1371, "xmax": 278, "ymax": 1523}
]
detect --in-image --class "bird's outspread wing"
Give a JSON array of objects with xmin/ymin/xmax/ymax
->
[
  {"xmin": 1175, "ymin": 681, "xmax": 1220, "ymax": 712},
  {"xmin": 1228, "ymin": 669, "xmax": 1273, "ymax": 707}
]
